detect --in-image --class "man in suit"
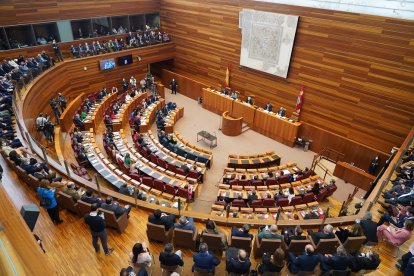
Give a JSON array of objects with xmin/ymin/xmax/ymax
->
[
  {"xmin": 81, "ymin": 189, "xmax": 103, "ymax": 206},
  {"xmin": 230, "ymin": 91, "xmax": 238, "ymax": 99},
  {"xmin": 308, "ymin": 224, "xmax": 335, "ymax": 245},
  {"xmin": 231, "ymin": 224, "xmax": 253, "ymax": 239},
  {"xmin": 174, "ymin": 215, "xmax": 197, "ymax": 233},
  {"xmin": 170, "ymin": 78, "xmax": 178, "ymax": 94},
  {"xmin": 226, "ymin": 248, "xmax": 251, "ymax": 274},
  {"xmin": 84, "ymin": 204, "xmax": 114, "ymax": 256},
  {"xmin": 148, "ymin": 209, "xmax": 176, "ymax": 231},
  {"xmin": 320, "ymin": 245, "xmax": 350, "ymax": 273},
  {"xmin": 358, "ymin": 212, "xmax": 378, "ymax": 244},
  {"xmin": 100, "ymin": 196, "xmax": 131, "ymax": 218},
  {"xmin": 247, "ymin": 189, "xmax": 258, "ymax": 205},
  {"xmin": 245, "ymin": 96, "xmax": 253, "ymax": 105},
  {"xmin": 288, "ymin": 244, "xmax": 321, "ymax": 274},
  {"xmin": 383, "ymin": 187, "xmax": 414, "ymax": 206},
  {"xmin": 264, "ymin": 102, "xmax": 272, "ymax": 112},
  {"xmin": 159, "ymin": 243, "xmax": 184, "ymax": 267},
  {"xmin": 193, "ymin": 243, "xmax": 220, "ymax": 274},
  {"xmin": 277, "ymin": 107, "xmax": 286, "ymax": 117},
  {"xmin": 283, "ymin": 225, "xmax": 306, "ymax": 245},
  {"xmin": 258, "ymin": 224, "xmax": 282, "ymax": 240}
]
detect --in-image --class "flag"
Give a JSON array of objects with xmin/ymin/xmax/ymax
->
[
  {"xmin": 295, "ymin": 83, "xmax": 304, "ymax": 113},
  {"xmin": 225, "ymin": 66, "xmax": 230, "ymax": 87}
]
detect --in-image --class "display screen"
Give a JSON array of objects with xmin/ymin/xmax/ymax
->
[
  {"xmin": 118, "ymin": 55, "xmax": 133, "ymax": 66},
  {"xmin": 99, "ymin": 58, "xmax": 116, "ymax": 70}
]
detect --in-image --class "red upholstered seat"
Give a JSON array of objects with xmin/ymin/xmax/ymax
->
[
  {"xmin": 276, "ymin": 198, "xmax": 289, "ymax": 207},
  {"xmin": 289, "ymin": 196, "xmax": 302, "ymax": 206},
  {"xmin": 153, "ymin": 179, "xmax": 165, "ymax": 192},
  {"xmin": 302, "ymin": 192, "xmax": 315, "ymax": 204},
  {"xmin": 263, "ymin": 198, "xmax": 276, "ymax": 207}
]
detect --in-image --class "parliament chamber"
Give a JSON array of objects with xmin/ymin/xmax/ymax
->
[{"xmin": 0, "ymin": 0, "xmax": 413, "ymax": 275}]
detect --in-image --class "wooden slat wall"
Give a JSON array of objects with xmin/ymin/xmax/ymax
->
[
  {"xmin": 22, "ymin": 43, "xmax": 175, "ymax": 133},
  {"xmin": 0, "ymin": 0, "xmax": 159, "ymax": 25},
  {"xmin": 159, "ymin": 0, "xmax": 414, "ymax": 156}
]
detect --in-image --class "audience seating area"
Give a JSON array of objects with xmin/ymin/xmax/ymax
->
[{"xmin": 227, "ymin": 151, "xmax": 281, "ymax": 169}]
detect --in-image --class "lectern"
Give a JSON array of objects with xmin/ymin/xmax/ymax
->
[{"xmin": 221, "ymin": 111, "xmax": 243, "ymax": 136}]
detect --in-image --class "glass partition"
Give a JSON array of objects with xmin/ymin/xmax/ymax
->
[
  {"xmin": 145, "ymin": 13, "xmax": 160, "ymax": 30},
  {"xmin": 5, "ymin": 25, "xmax": 36, "ymax": 49},
  {"xmin": 71, "ymin": 19, "xmax": 92, "ymax": 40},
  {"xmin": 129, "ymin": 14, "xmax": 146, "ymax": 32},
  {"xmin": 91, "ymin": 17, "xmax": 110, "ymax": 37},
  {"xmin": 111, "ymin": 16, "xmax": 129, "ymax": 34},
  {"xmin": 33, "ymin": 23, "xmax": 60, "ymax": 45},
  {"xmin": 0, "ymin": 28, "xmax": 10, "ymax": 50}
]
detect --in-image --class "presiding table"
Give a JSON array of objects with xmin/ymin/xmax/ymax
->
[{"xmin": 333, "ymin": 161, "xmax": 375, "ymax": 191}]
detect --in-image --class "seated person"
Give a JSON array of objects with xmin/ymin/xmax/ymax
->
[
  {"xmin": 104, "ymin": 115, "xmax": 113, "ymax": 125},
  {"xmin": 118, "ymin": 183, "xmax": 131, "ymax": 196},
  {"xmin": 309, "ymin": 182, "xmax": 321, "ymax": 196},
  {"xmin": 320, "ymin": 245, "xmax": 350, "ymax": 273},
  {"xmin": 226, "ymin": 248, "xmax": 251, "ymax": 275},
  {"xmin": 230, "ymin": 91, "xmax": 237, "ymax": 99},
  {"xmin": 148, "ymin": 209, "xmax": 176, "ymax": 231},
  {"xmin": 130, "ymin": 242, "xmax": 152, "ymax": 269},
  {"xmin": 159, "ymin": 243, "xmax": 184, "ymax": 267},
  {"xmin": 258, "ymin": 224, "xmax": 282, "ymax": 240},
  {"xmin": 81, "ymin": 188, "xmax": 103, "ymax": 206},
  {"xmin": 231, "ymin": 224, "xmax": 253, "ymax": 239},
  {"xmin": 201, "ymin": 219, "xmax": 228, "ymax": 249},
  {"xmin": 277, "ymin": 107, "xmax": 286, "ymax": 117},
  {"xmin": 247, "ymin": 189, "xmax": 258, "ymax": 205},
  {"xmin": 288, "ymin": 244, "xmax": 321, "ymax": 274},
  {"xmin": 377, "ymin": 220, "xmax": 414, "ymax": 246},
  {"xmin": 335, "ymin": 223, "xmax": 364, "ymax": 244},
  {"xmin": 63, "ymin": 182, "xmax": 83, "ymax": 202},
  {"xmin": 258, "ymin": 248, "xmax": 285, "ymax": 274},
  {"xmin": 264, "ymin": 102, "xmax": 272, "ymax": 112},
  {"xmin": 396, "ymin": 241, "xmax": 414, "ymax": 272},
  {"xmin": 378, "ymin": 206, "xmax": 414, "ymax": 228},
  {"xmin": 192, "ymin": 243, "xmax": 220, "ymax": 274},
  {"xmin": 349, "ymin": 251, "xmax": 380, "ymax": 272},
  {"xmin": 245, "ymin": 96, "xmax": 253, "ymax": 105},
  {"xmin": 308, "ymin": 224, "xmax": 335, "ymax": 245},
  {"xmin": 174, "ymin": 215, "xmax": 197, "ymax": 233},
  {"xmin": 358, "ymin": 212, "xmax": 378, "ymax": 244},
  {"xmin": 100, "ymin": 196, "xmax": 131, "ymax": 218},
  {"xmin": 283, "ymin": 225, "xmax": 306, "ymax": 245}
]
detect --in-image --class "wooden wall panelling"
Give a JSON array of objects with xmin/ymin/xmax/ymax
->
[
  {"xmin": 22, "ymin": 43, "xmax": 175, "ymax": 135},
  {"xmin": 0, "ymin": 0, "xmax": 160, "ymax": 26},
  {"xmin": 159, "ymin": 0, "xmax": 414, "ymax": 156}
]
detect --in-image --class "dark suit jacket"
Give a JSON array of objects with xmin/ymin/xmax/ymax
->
[
  {"xmin": 101, "ymin": 203, "xmax": 127, "ymax": 218},
  {"xmin": 225, "ymin": 246, "xmax": 251, "ymax": 274},
  {"xmin": 231, "ymin": 226, "xmax": 253, "ymax": 239},
  {"xmin": 288, "ymin": 252, "xmax": 321, "ymax": 274},
  {"xmin": 159, "ymin": 252, "xmax": 184, "ymax": 267},
  {"xmin": 148, "ymin": 214, "xmax": 176, "ymax": 231},
  {"xmin": 321, "ymin": 254, "xmax": 350, "ymax": 272},
  {"xmin": 349, "ymin": 253, "xmax": 380, "ymax": 272},
  {"xmin": 359, "ymin": 219, "xmax": 378, "ymax": 243},
  {"xmin": 81, "ymin": 195, "xmax": 103, "ymax": 206},
  {"xmin": 310, "ymin": 232, "xmax": 335, "ymax": 245},
  {"xmin": 193, "ymin": 251, "xmax": 220, "ymax": 272}
]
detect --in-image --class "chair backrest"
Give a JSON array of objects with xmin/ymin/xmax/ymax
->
[
  {"xmin": 232, "ymin": 199, "xmax": 245, "ymax": 207},
  {"xmin": 262, "ymin": 198, "xmax": 276, "ymax": 207},
  {"xmin": 289, "ymin": 196, "xmax": 303, "ymax": 206},
  {"xmin": 342, "ymin": 236, "xmax": 366, "ymax": 254},
  {"xmin": 286, "ymin": 238, "xmax": 310, "ymax": 255},
  {"xmin": 165, "ymin": 184, "xmax": 176, "ymax": 195},
  {"xmin": 153, "ymin": 179, "xmax": 165, "ymax": 192},
  {"xmin": 193, "ymin": 267, "xmax": 213, "ymax": 276},
  {"xmin": 160, "ymin": 263, "xmax": 179, "ymax": 273},
  {"xmin": 231, "ymin": 236, "xmax": 252, "ymax": 253},
  {"xmin": 77, "ymin": 200, "xmax": 92, "ymax": 217},
  {"xmin": 176, "ymin": 168, "xmax": 186, "ymax": 176},
  {"xmin": 173, "ymin": 228, "xmax": 196, "ymax": 249},
  {"xmin": 188, "ymin": 170, "xmax": 199, "ymax": 180},
  {"xmin": 239, "ymin": 179, "xmax": 249, "ymax": 186},
  {"xmin": 142, "ymin": 176, "xmax": 154, "ymax": 187},
  {"xmin": 177, "ymin": 188, "xmax": 188, "ymax": 198},
  {"xmin": 302, "ymin": 193, "xmax": 315, "ymax": 204},
  {"xmin": 56, "ymin": 191, "xmax": 79, "ymax": 215},
  {"xmin": 315, "ymin": 238, "xmax": 340, "ymax": 254},
  {"xmin": 146, "ymin": 222, "xmax": 167, "ymax": 243},
  {"xmin": 265, "ymin": 178, "xmax": 277, "ymax": 185},
  {"xmin": 158, "ymin": 158, "xmax": 167, "ymax": 169},
  {"xmin": 99, "ymin": 208, "xmax": 119, "ymax": 228},
  {"xmin": 316, "ymin": 188, "xmax": 328, "ymax": 201},
  {"xmin": 201, "ymin": 232, "xmax": 223, "ymax": 252},
  {"xmin": 254, "ymin": 237, "xmax": 281, "ymax": 258},
  {"xmin": 229, "ymin": 179, "xmax": 239, "ymax": 187},
  {"xmin": 276, "ymin": 198, "xmax": 289, "ymax": 207},
  {"xmin": 326, "ymin": 185, "xmax": 338, "ymax": 196},
  {"xmin": 250, "ymin": 200, "xmax": 263, "ymax": 207}
]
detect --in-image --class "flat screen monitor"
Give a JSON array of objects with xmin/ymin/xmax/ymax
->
[
  {"xmin": 118, "ymin": 55, "xmax": 133, "ymax": 66},
  {"xmin": 99, "ymin": 58, "xmax": 116, "ymax": 70}
]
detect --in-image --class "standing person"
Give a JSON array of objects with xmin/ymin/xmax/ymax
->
[
  {"xmin": 170, "ymin": 78, "xmax": 178, "ymax": 94},
  {"xmin": 44, "ymin": 120, "xmax": 55, "ymax": 144},
  {"xmin": 37, "ymin": 182, "xmax": 63, "ymax": 225},
  {"xmin": 84, "ymin": 203, "xmax": 114, "ymax": 256},
  {"xmin": 49, "ymin": 99, "xmax": 61, "ymax": 124},
  {"xmin": 122, "ymin": 78, "xmax": 129, "ymax": 93},
  {"xmin": 57, "ymin": 93, "xmax": 67, "ymax": 112},
  {"xmin": 52, "ymin": 39, "xmax": 63, "ymax": 62}
]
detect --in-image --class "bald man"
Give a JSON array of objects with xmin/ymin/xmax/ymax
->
[
  {"xmin": 226, "ymin": 248, "xmax": 251, "ymax": 274},
  {"xmin": 288, "ymin": 244, "xmax": 321, "ymax": 274}
]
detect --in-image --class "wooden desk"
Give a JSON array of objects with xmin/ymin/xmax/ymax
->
[
  {"xmin": 231, "ymin": 100, "xmax": 255, "ymax": 125},
  {"xmin": 253, "ymin": 108, "xmax": 301, "ymax": 147},
  {"xmin": 202, "ymin": 88, "xmax": 233, "ymax": 115},
  {"xmin": 221, "ymin": 111, "xmax": 242, "ymax": 136},
  {"xmin": 333, "ymin": 161, "xmax": 375, "ymax": 191},
  {"xmin": 165, "ymin": 107, "xmax": 184, "ymax": 134},
  {"xmin": 59, "ymin": 93, "xmax": 85, "ymax": 132}
]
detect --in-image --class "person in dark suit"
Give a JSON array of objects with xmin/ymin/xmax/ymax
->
[
  {"xmin": 245, "ymin": 96, "xmax": 253, "ymax": 105},
  {"xmin": 277, "ymin": 107, "xmax": 286, "ymax": 117},
  {"xmin": 404, "ymin": 256, "xmax": 414, "ymax": 276},
  {"xmin": 170, "ymin": 79, "xmax": 178, "ymax": 94},
  {"xmin": 159, "ymin": 243, "xmax": 184, "ymax": 267},
  {"xmin": 192, "ymin": 243, "xmax": 220, "ymax": 274},
  {"xmin": 226, "ymin": 248, "xmax": 251, "ymax": 274},
  {"xmin": 247, "ymin": 189, "xmax": 258, "ymax": 205},
  {"xmin": 231, "ymin": 224, "xmax": 253, "ymax": 239},
  {"xmin": 100, "ymin": 196, "xmax": 131, "ymax": 218},
  {"xmin": 308, "ymin": 224, "xmax": 335, "ymax": 245},
  {"xmin": 174, "ymin": 215, "xmax": 197, "ymax": 233},
  {"xmin": 288, "ymin": 244, "xmax": 321, "ymax": 274},
  {"xmin": 320, "ymin": 245, "xmax": 350, "ymax": 273},
  {"xmin": 81, "ymin": 189, "xmax": 103, "ymax": 206},
  {"xmin": 283, "ymin": 225, "xmax": 306, "ymax": 245},
  {"xmin": 264, "ymin": 102, "xmax": 272, "ymax": 112},
  {"xmin": 148, "ymin": 209, "xmax": 176, "ymax": 231},
  {"xmin": 349, "ymin": 251, "xmax": 381, "ymax": 272},
  {"xmin": 358, "ymin": 212, "xmax": 378, "ymax": 244}
]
